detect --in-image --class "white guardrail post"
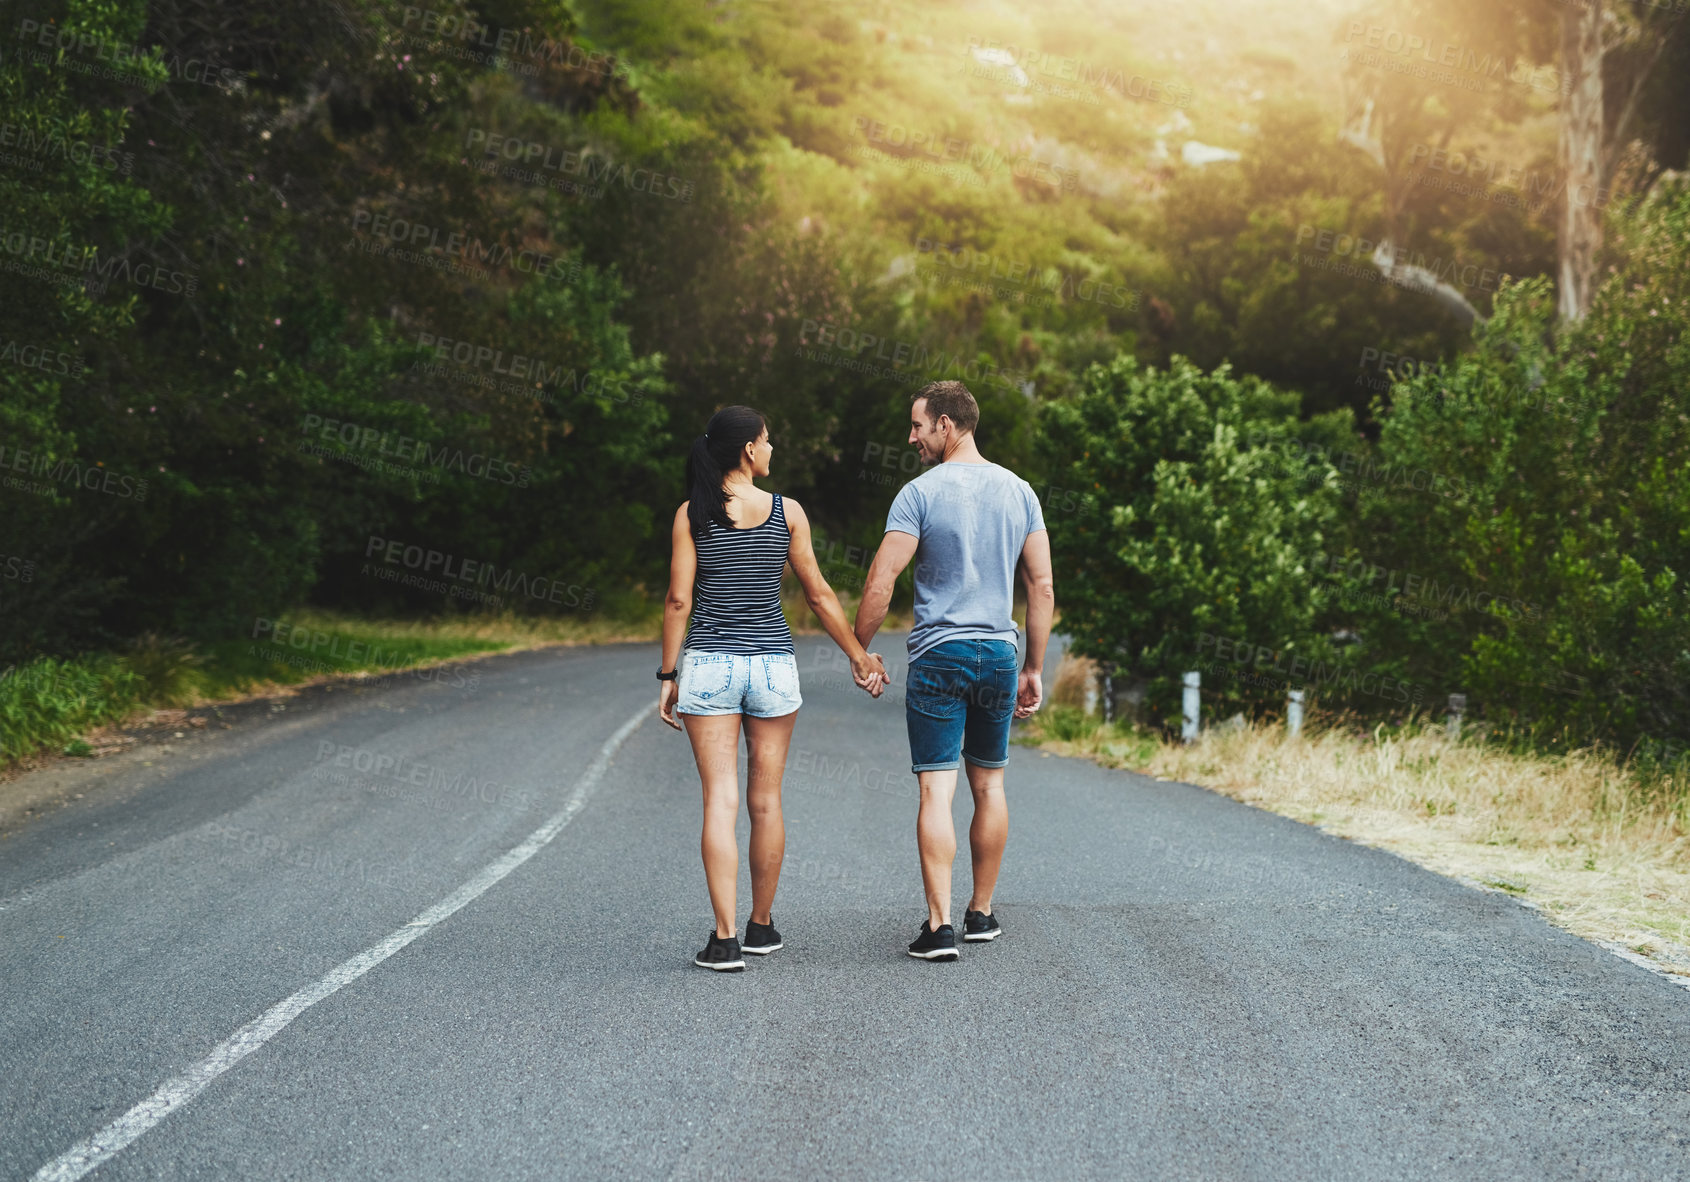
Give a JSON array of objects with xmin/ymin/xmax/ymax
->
[
  {"xmin": 1286, "ymin": 688, "xmax": 1304, "ymax": 737},
  {"xmin": 1181, "ymin": 670, "xmax": 1200, "ymax": 743},
  {"xmin": 1446, "ymin": 693, "xmax": 1466, "ymax": 739}
]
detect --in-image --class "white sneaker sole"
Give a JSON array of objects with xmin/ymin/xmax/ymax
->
[
  {"xmin": 963, "ymin": 929, "xmax": 1002, "ymax": 942},
  {"xmin": 907, "ymin": 947, "xmax": 959, "ymax": 960},
  {"xmin": 741, "ymin": 942, "xmax": 783, "ymax": 955},
  {"xmin": 694, "ymin": 956, "xmax": 745, "ymax": 971}
]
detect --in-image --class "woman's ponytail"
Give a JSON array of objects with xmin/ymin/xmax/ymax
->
[
  {"xmin": 685, "ymin": 433, "xmax": 727, "ymax": 535},
  {"xmin": 685, "ymin": 405, "xmax": 767, "ymax": 535}
]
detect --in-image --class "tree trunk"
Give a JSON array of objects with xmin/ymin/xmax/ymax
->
[{"xmin": 1558, "ymin": 0, "xmax": 1604, "ymax": 323}]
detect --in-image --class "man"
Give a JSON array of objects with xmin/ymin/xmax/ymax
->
[{"xmin": 855, "ymin": 380, "xmax": 1054, "ymax": 961}]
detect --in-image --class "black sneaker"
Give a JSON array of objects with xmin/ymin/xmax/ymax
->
[
  {"xmin": 742, "ymin": 917, "xmax": 783, "ymax": 955},
  {"xmin": 694, "ymin": 932, "xmax": 745, "ymax": 972},
  {"xmin": 907, "ymin": 921, "xmax": 959, "ymax": 960},
  {"xmin": 963, "ymin": 909, "xmax": 1002, "ymax": 942}
]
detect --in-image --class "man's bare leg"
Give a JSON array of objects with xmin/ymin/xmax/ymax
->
[
  {"xmin": 916, "ymin": 769, "xmax": 959, "ymax": 929},
  {"xmin": 965, "ymin": 762, "xmax": 1007, "ymax": 915}
]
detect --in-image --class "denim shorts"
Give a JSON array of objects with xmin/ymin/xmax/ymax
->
[
  {"xmin": 675, "ymin": 651, "xmax": 803, "ymax": 718},
  {"xmin": 905, "ymin": 638, "xmax": 1019, "ymax": 773}
]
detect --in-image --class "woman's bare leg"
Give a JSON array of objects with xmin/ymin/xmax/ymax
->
[
  {"xmin": 684, "ymin": 713, "xmax": 744, "ymax": 938},
  {"xmin": 743, "ymin": 710, "xmax": 798, "ymax": 925}
]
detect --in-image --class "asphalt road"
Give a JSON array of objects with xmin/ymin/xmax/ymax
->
[{"xmin": 3, "ymin": 639, "xmax": 1689, "ymax": 1181}]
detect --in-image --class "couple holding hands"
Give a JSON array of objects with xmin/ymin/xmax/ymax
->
[{"xmin": 656, "ymin": 381, "xmax": 1055, "ymax": 970}]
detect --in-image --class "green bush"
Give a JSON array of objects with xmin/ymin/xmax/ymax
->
[
  {"xmin": 1349, "ymin": 184, "xmax": 1690, "ymax": 752},
  {"xmin": 1038, "ymin": 353, "xmax": 1357, "ymax": 729}
]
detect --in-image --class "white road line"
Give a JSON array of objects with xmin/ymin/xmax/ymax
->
[{"xmin": 32, "ymin": 703, "xmax": 654, "ymax": 1182}]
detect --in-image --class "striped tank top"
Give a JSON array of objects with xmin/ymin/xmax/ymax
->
[{"xmin": 684, "ymin": 493, "xmax": 796, "ymax": 655}]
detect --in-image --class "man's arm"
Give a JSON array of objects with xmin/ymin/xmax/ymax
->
[
  {"xmin": 1016, "ymin": 529, "xmax": 1054, "ymax": 718},
  {"xmin": 855, "ymin": 530, "xmax": 919, "ymax": 650}
]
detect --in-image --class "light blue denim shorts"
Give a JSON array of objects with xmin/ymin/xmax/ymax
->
[{"xmin": 675, "ymin": 651, "xmax": 803, "ymax": 718}]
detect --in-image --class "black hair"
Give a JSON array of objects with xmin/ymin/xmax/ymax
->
[{"xmin": 685, "ymin": 405, "xmax": 768, "ymax": 535}]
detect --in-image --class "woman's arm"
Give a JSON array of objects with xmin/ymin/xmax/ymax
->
[
  {"xmin": 785, "ymin": 499, "xmax": 886, "ymax": 695},
  {"xmin": 659, "ymin": 504, "xmax": 695, "ymax": 729}
]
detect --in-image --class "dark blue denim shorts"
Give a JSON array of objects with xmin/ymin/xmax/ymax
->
[{"xmin": 905, "ymin": 638, "xmax": 1019, "ymax": 773}]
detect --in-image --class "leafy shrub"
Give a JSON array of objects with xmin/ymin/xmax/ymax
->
[
  {"xmin": 1349, "ymin": 183, "xmax": 1690, "ymax": 753},
  {"xmin": 1038, "ymin": 353, "xmax": 1357, "ymax": 729}
]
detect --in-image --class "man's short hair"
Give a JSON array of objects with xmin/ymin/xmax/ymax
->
[{"xmin": 914, "ymin": 380, "xmax": 979, "ymax": 434}]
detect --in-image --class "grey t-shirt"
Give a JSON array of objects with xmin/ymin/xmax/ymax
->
[{"xmin": 884, "ymin": 460, "xmax": 1047, "ymax": 661}]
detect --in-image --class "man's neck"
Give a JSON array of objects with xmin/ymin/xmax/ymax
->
[{"xmin": 941, "ymin": 434, "xmax": 986, "ymax": 464}]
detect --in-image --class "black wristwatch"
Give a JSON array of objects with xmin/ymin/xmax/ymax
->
[{"xmin": 656, "ymin": 667, "xmax": 678, "ymax": 681}]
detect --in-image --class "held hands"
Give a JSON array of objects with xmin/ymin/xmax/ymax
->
[
  {"xmin": 1013, "ymin": 668, "xmax": 1043, "ymax": 719},
  {"xmin": 658, "ymin": 679, "xmax": 681, "ymax": 729},
  {"xmin": 851, "ymin": 651, "xmax": 889, "ymax": 698}
]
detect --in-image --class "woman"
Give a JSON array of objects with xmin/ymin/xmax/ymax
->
[{"xmin": 658, "ymin": 406, "xmax": 886, "ymax": 972}]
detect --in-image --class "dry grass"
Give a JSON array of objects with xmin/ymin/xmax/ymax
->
[
  {"xmin": 780, "ymin": 581, "xmax": 911, "ymax": 637},
  {"xmin": 1027, "ymin": 684, "xmax": 1690, "ymax": 977},
  {"xmin": 283, "ymin": 608, "xmax": 663, "ymax": 647}
]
